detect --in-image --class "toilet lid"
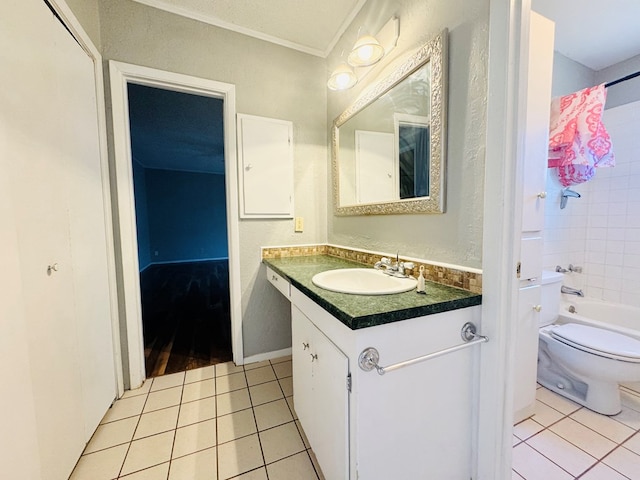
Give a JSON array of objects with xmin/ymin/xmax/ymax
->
[{"xmin": 550, "ymin": 323, "xmax": 640, "ymax": 362}]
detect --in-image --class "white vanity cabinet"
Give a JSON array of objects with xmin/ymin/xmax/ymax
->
[
  {"xmin": 291, "ymin": 306, "xmax": 349, "ymax": 480},
  {"xmin": 290, "ymin": 286, "xmax": 482, "ymax": 480}
]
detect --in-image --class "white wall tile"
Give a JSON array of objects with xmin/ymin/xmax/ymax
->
[{"xmin": 543, "ymin": 101, "xmax": 640, "ymax": 306}]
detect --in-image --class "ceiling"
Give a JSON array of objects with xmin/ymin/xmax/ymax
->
[
  {"xmin": 127, "ymin": 83, "xmax": 225, "ymax": 174},
  {"xmin": 130, "ymin": 0, "xmax": 367, "ymax": 57},
  {"xmin": 532, "ymin": 0, "xmax": 640, "ymax": 71}
]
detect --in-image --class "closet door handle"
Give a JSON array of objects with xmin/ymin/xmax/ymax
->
[
  {"xmin": 47, "ymin": 263, "xmax": 59, "ymax": 275},
  {"xmin": 537, "ymin": 191, "xmax": 547, "ymax": 199}
]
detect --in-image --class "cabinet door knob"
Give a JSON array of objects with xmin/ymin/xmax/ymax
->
[
  {"xmin": 310, "ymin": 353, "xmax": 318, "ymax": 362},
  {"xmin": 272, "ymin": 275, "xmax": 278, "ymax": 281},
  {"xmin": 533, "ymin": 305, "xmax": 542, "ymax": 312},
  {"xmin": 537, "ymin": 191, "xmax": 547, "ymax": 199},
  {"xmin": 302, "ymin": 342, "xmax": 309, "ymax": 350}
]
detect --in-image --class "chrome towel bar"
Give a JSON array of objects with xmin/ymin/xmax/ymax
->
[{"xmin": 358, "ymin": 322, "xmax": 489, "ymax": 375}]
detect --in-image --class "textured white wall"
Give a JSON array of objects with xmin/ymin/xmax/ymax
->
[
  {"xmin": 97, "ymin": 0, "xmax": 328, "ymax": 358},
  {"xmin": 326, "ymin": 0, "xmax": 489, "ymax": 269}
]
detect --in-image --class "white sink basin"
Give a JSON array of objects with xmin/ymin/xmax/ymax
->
[{"xmin": 311, "ymin": 268, "xmax": 417, "ymax": 295}]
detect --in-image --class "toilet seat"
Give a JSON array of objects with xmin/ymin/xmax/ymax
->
[{"xmin": 549, "ymin": 323, "xmax": 640, "ymax": 363}]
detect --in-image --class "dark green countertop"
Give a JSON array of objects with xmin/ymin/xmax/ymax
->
[{"xmin": 263, "ymin": 255, "xmax": 482, "ymax": 330}]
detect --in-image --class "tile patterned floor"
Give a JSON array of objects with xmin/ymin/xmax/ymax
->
[
  {"xmin": 70, "ymin": 357, "xmax": 325, "ymax": 480},
  {"xmin": 513, "ymin": 385, "xmax": 640, "ymax": 479}
]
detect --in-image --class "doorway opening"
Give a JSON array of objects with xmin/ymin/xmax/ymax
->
[{"xmin": 127, "ymin": 84, "xmax": 232, "ymax": 377}]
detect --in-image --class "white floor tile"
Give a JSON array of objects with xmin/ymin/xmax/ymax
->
[
  {"xmin": 120, "ymin": 462, "xmax": 170, "ymax": 479},
  {"xmin": 278, "ymin": 377, "xmax": 293, "ymax": 397},
  {"xmin": 121, "ymin": 431, "xmax": 175, "ymax": 476},
  {"xmin": 245, "ymin": 366, "xmax": 277, "ymax": 386},
  {"xmin": 217, "ymin": 434, "xmax": 264, "ymax": 480},
  {"xmin": 143, "ymin": 386, "xmax": 183, "ymax": 413},
  {"xmin": 150, "ymin": 371, "xmax": 185, "ymax": 392},
  {"xmin": 272, "ymin": 361, "xmax": 292, "ymax": 379},
  {"xmin": 177, "ymin": 396, "xmax": 217, "ymax": 427},
  {"xmin": 217, "ymin": 388, "xmax": 252, "ymax": 416},
  {"xmin": 168, "ymin": 446, "xmax": 217, "ymax": 480},
  {"xmin": 527, "ymin": 430, "xmax": 597, "ymax": 477},
  {"xmin": 215, "ymin": 362, "xmax": 244, "ymax": 377},
  {"xmin": 295, "ymin": 420, "xmax": 310, "ymax": 449},
  {"xmin": 621, "ymin": 390, "xmax": 640, "ymax": 413},
  {"xmin": 549, "ymin": 417, "xmax": 617, "ymax": 459},
  {"xmin": 622, "ymin": 431, "xmax": 640, "ymax": 455},
  {"xmin": 101, "ymin": 395, "xmax": 146, "ymax": 423},
  {"xmin": 230, "ymin": 467, "xmax": 268, "ymax": 479},
  {"xmin": 253, "ymin": 399, "xmax": 293, "ymax": 431},
  {"xmin": 185, "ymin": 366, "xmax": 215, "ymax": 384},
  {"xmin": 270, "ymin": 355, "xmax": 292, "ymax": 365},
  {"xmin": 512, "ymin": 443, "xmax": 573, "ymax": 480},
  {"xmin": 244, "ymin": 360, "xmax": 271, "ymax": 371},
  {"xmin": 570, "ymin": 407, "xmax": 636, "ymax": 443},
  {"xmin": 513, "ymin": 418, "xmax": 544, "ymax": 441},
  {"xmin": 172, "ymin": 419, "xmax": 217, "ymax": 459},
  {"xmin": 84, "ymin": 416, "xmax": 138, "ymax": 453},
  {"xmin": 531, "ymin": 400, "xmax": 564, "ymax": 427},
  {"xmin": 535, "ymin": 388, "xmax": 582, "ymax": 415},
  {"xmin": 266, "ymin": 452, "xmax": 318, "ymax": 480},
  {"xmin": 259, "ymin": 422, "xmax": 305, "ymax": 464},
  {"xmin": 614, "ymin": 404, "xmax": 640, "ymax": 430},
  {"xmin": 602, "ymin": 446, "xmax": 640, "ymax": 479},
  {"xmin": 121, "ymin": 380, "xmax": 153, "ymax": 399},
  {"xmin": 70, "ymin": 444, "xmax": 129, "ymax": 480},
  {"xmin": 216, "ymin": 372, "xmax": 248, "ymax": 394},
  {"xmin": 134, "ymin": 406, "xmax": 179, "ymax": 439},
  {"xmin": 217, "ymin": 408, "xmax": 257, "ymax": 444},
  {"xmin": 182, "ymin": 379, "xmax": 216, "ymax": 403},
  {"xmin": 579, "ymin": 462, "xmax": 630, "ymax": 480},
  {"xmin": 249, "ymin": 381, "xmax": 284, "ymax": 406}
]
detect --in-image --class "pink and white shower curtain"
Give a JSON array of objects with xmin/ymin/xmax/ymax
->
[{"xmin": 548, "ymin": 84, "xmax": 615, "ymax": 186}]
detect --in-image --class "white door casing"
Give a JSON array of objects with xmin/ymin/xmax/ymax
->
[{"xmin": 109, "ymin": 62, "xmax": 243, "ymax": 388}]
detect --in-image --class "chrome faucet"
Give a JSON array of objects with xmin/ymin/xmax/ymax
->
[
  {"xmin": 374, "ymin": 254, "xmax": 414, "ymax": 278},
  {"xmin": 561, "ymin": 285, "xmax": 584, "ymax": 297}
]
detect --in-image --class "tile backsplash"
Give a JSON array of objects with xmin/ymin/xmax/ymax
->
[{"xmin": 262, "ymin": 244, "xmax": 482, "ymax": 294}]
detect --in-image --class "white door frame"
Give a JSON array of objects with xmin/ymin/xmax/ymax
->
[
  {"xmin": 109, "ymin": 62, "xmax": 243, "ymax": 389},
  {"xmin": 477, "ymin": 0, "xmax": 529, "ymax": 478}
]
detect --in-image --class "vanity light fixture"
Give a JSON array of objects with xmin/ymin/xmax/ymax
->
[
  {"xmin": 327, "ymin": 61, "xmax": 358, "ymax": 91},
  {"xmin": 327, "ymin": 17, "xmax": 399, "ymax": 91},
  {"xmin": 347, "ymin": 33, "xmax": 384, "ymax": 67}
]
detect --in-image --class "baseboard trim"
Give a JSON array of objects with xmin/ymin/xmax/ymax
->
[{"xmin": 243, "ymin": 347, "xmax": 292, "ymax": 366}]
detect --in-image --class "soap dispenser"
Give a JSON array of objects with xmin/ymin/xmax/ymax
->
[{"xmin": 416, "ymin": 265, "xmax": 426, "ymax": 294}]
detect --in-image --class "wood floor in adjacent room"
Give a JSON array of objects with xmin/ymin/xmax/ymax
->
[{"xmin": 140, "ymin": 259, "xmax": 233, "ymax": 377}]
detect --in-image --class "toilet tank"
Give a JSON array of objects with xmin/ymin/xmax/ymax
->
[{"xmin": 540, "ymin": 270, "xmax": 563, "ymax": 327}]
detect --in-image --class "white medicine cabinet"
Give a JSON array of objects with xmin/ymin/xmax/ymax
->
[{"xmin": 237, "ymin": 114, "xmax": 294, "ymax": 218}]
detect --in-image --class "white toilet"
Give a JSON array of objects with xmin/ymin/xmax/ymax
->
[{"xmin": 537, "ymin": 270, "xmax": 640, "ymax": 415}]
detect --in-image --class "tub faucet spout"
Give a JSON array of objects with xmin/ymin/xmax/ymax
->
[{"xmin": 561, "ymin": 285, "xmax": 584, "ymax": 297}]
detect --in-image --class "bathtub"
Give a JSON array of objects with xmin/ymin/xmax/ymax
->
[{"xmin": 555, "ymin": 296, "xmax": 640, "ymax": 395}]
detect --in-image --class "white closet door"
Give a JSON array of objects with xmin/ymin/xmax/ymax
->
[
  {"xmin": 1, "ymin": 0, "xmax": 115, "ymax": 478},
  {"xmin": 355, "ymin": 130, "xmax": 396, "ymax": 203}
]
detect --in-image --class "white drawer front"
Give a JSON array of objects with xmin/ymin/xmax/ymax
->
[{"xmin": 266, "ymin": 266, "xmax": 291, "ymax": 299}]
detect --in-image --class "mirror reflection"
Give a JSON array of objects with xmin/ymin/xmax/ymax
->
[{"xmin": 332, "ymin": 30, "xmax": 447, "ymax": 215}]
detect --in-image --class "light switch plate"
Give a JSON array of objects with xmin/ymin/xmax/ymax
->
[{"xmin": 295, "ymin": 217, "xmax": 304, "ymax": 232}]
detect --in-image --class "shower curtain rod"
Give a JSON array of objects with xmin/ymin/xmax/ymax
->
[{"xmin": 605, "ymin": 70, "xmax": 640, "ymax": 88}]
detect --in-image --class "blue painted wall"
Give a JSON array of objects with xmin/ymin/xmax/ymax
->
[
  {"xmin": 140, "ymin": 168, "xmax": 228, "ymax": 266},
  {"xmin": 132, "ymin": 159, "xmax": 152, "ymax": 270}
]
